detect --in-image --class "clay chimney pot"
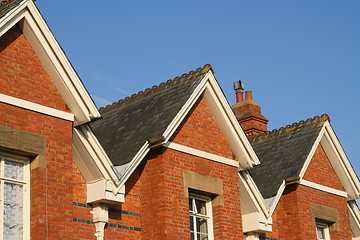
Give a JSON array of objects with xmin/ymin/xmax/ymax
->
[{"xmin": 245, "ymin": 91, "xmax": 253, "ymax": 101}]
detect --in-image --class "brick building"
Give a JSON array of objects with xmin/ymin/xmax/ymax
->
[{"xmin": 0, "ymin": 0, "xmax": 360, "ymax": 239}]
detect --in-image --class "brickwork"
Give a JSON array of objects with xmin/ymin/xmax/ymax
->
[
  {"xmin": 0, "ymin": 25, "xmax": 68, "ymax": 111},
  {"xmin": 303, "ymin": 144, "xmax": 344, "ymax": 191},
  {"xmin": 171, "ymin": 97, "xmax": 234, "ymax": 159},
  {"xmin": 261, "ymin": 143, "xmax": 352, "ymax": 240}
]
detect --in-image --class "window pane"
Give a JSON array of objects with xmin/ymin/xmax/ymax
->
[
  {"xmin": 190, "ymin": 216, "xmax": 194, "ymax": 231},
  {"xmin": 196, "ymin": 217, "xmax": 208, "ymax": 234},
  {"xmin": 189, "ymin": 198, "xmax": 193, "ymax": 212},
  {"xmin": 195, "ymin": 199, "xmax": 206, "ymax": 215},
  {"xmin": 4, "ymin": 202, "xmax": 23, "ymax": 223},
  {"xmin": 190, "ymin": 232, "xmax": 195, "ymax": 240},
  {"xmin": 4, "ymin": 183, "xmax": 23, "ymax": 203},
  {"xmin": 4, "ymin": 160, "xmax": 24, "ymax": 181},
  {"xmin": 316, "ymin": 226, "xmax": 325, "ymax": 239},
  {"xmin": 4, "ymin": 222, "xmax": 23, "ymax": 240}
]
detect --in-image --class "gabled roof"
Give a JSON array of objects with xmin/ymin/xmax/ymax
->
[
  {"xmin": 249, "ymin": 114, "xmax": 360, "ymax": 211},
  {"xmin": 91, "ymin": 65, "xmax": 211, "ymax": 166},
  {"xmin": 249, "ymin": 114, "xmax": 330, "ymax": 199},
  {"xmin": 91, "ymin": 64, "xmax": 260, "ymax": 190}
]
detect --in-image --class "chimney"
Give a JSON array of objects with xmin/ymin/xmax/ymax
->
[{"xmin": 232, "ymin": 81, "xmax": 268, "ymax": 138}]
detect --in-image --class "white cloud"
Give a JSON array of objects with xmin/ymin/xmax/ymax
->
[
  {"xmin": 113, "ymin": 86, "xmax": 131, "ymax": 96},
  {"xmin": 91, "ymin": 95, "xmax": 112, "ymax": 108}
]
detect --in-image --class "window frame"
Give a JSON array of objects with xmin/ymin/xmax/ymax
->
[
  {"xmin": 0, "ymin": 153, "xmax": 30, "ymax": 240},
  {"xmin": 189, "ymin": 193, "xmax": 214, "ymax": 240},
  {"xmin": 316, "ymin": 222, "xmax": 331, "ymax": 240}
]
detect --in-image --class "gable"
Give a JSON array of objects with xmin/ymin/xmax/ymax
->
[
  {"xmin": 249, "ymin": 115, "xmax": 327, "ymax": 199},
  {"xmin": 303, "ymin": 143, "xmax": 344, "ymax": 191},
  {"xmin": 170, "ymin": 96, "xmax": 233, "ymax": 159},
  {"xmin": 0, "ymin": 24, "xmax": 67, "ymax": 111}
]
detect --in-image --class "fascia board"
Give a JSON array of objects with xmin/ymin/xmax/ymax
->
[
  {"xmin": 25, "ymin": 1, "xmax": 100, "ymax": 120},
  {"xmin": 203, "ymin": 76, "xmax": 259, "ymax": 169},
  {"xmin": 321, "ymin": 122, "xmax": 360, "ymax": 199},
  {"xmin": 206, "ymin": 74, "xmax": 259, "ymax": 166},
  {"xmin": 72, "ymin": 141, "xmax": 103, "ymax": 182},
  {"xmin": 1, "ymin": 1, "xmax": 100, "ymax": 125},
  {"xmin": 73, "ymin": 126, "xmax": 120, "ymax": 185},
  {"xmin": 239, "ymin": 171, "xmax": 270, "ymax": 218},
  {"xmin": 115, "ymin": 142, "xmax": 150, "ymax": 193},
  {"xmin": 77, "ymin": 125, "xmax": 120, "ymax": 182},
  {"xmin": 269, "ymin": 181, "xmax": 286, "ymax": 216},
  {"xmin": 239, "ymin": 171, "xmax": 273, "ymax": 233},
  {"xmin": 349, "ymin": 201, "xmax": 360, "ymax": 238}
]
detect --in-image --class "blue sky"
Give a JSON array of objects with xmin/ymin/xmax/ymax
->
[{"xmin": 36, "ymin": 1, "xmax": 360, "ymax": 174}]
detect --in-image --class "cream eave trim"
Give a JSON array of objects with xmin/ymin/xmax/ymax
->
[
  {"xmin": 300, "ymin": 179, "xmax": 347, "ymax": 198},
  {"xmin": 115, "ymin": 142, "xmax": 150, "ymax": 193},
  {"xmin": 164, "ymin": 141, "xmax": 239, "ymax": 168},
  {"xmin": 203, "ymin": 79, "xmax": 259, "ymax": 168},
  {"xmin": 239, "ymin": 171, "xmax": 270, "ymax": 217},
  {"xmin": 25, "ymin": 1, "xmax": 100, "ymax": 120},
  {"xmin": 269, "ymin": 181, "xmax": 286, "ymax": 216},
  {"xmin": 0, "ymin": 93, "xmax": 74, "ymax": 121},
  {"xmin": 206, "ymin": 74, "xmax": 259, "ymax": 167},
  {"xmin": 349, "ymin": 201, "xmax": 360, "ymax": 239},
  {"xmin": 73, "ymin": 125, "xmax": 120, "ymax": 185}
]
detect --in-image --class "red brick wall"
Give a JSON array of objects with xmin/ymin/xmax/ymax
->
[
  {"xmin": 171, "ymin": 97, "xmax": 233, "ymax": 159},
  {"xmin": 0, "ymin": 25, "xmax": 67, "ymax": 111},
  {"xmin": 262, "ymin": 143, "xmax": 352, "ymax": 240}
]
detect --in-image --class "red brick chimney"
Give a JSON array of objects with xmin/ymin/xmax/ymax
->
[{"xmin": 232, "ymin": 81, "xmax": 268, "ymax": 138}]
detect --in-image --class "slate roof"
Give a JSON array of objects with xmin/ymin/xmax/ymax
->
[
  {"xmin": 90, "ymin": 64, "xmax": 213, "ymax": 167},
  {"xmin": 248, "ymin": 114, "xmax": 330, "ymax": 199},
  {"xmin": 0, "ymin": 0, "xmax": 24, "ymax": 20}
]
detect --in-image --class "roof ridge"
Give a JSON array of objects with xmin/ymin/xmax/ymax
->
[
  {"xmin": 99, "ymin": 64, "xmax": 213, "ymax": 114},
  {"xmin": 251, "ymin": 114, "xmax": 330, "ymax": 141}
]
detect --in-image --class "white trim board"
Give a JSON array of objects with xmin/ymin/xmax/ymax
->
[
  {"xmin": 300, "ymin": 179, "xmax": 348, "ymax": 198},
  {"xmin": 0, "ymin": 93, "xmax": 74, "ymax": 121},
  {"xmin": 163, "ymin": 141, "xmax": 239, "ymax": 168}
]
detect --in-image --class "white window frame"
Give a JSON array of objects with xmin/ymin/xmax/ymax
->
[
  {"xmin": 0, "ymin": 153, "xmax": 30, "ymax": 240},
  {"xmin": 189, "ymin": 193, "xmax": 214, "ymax": 240},
  {"xmin": 316, "ymin": 222, "xmax": 331, "ymax": 240}
]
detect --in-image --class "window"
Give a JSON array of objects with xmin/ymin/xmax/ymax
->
[
  {"xmin": 0, "ymin": 154, "xmax": 29, "ymax": 240},
  {"xmin": 316, "ymin": 222, "xmax": 330, "ymax": 240},
  {"xmin": 189, "ymin": 194, "xmax": 213, "ymax": 240}
]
